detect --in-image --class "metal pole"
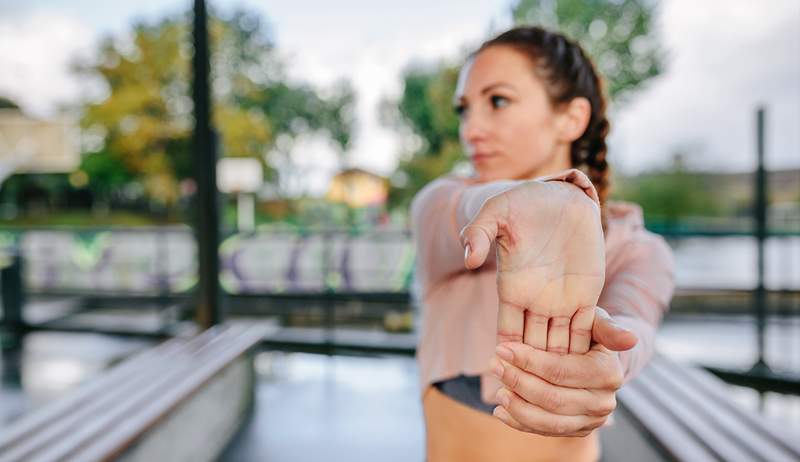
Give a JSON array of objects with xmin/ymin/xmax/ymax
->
[
  {"xmin": 752, "ymin": 107, "xmax": 768, "ymax": 373},
  {"xmin": 192, "ymin": 0, "xmax": 221, "ymax": 328},
  {"xmin": 1, "ymin": 252, "xmax": 24, "ymax": 349}
]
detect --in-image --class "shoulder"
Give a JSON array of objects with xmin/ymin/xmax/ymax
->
[
  {"xmin": 410, "ymin": 176, "xmax": 469, "ymax": 222},
  {"xmin": 605, "ymin": 201, "xmax": 674, "ymax": 268}
]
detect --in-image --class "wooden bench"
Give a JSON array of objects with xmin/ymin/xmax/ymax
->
[
  {"xmin": 0, "ymin": 324, "xmax": 264, "ymax": 462},
  {"xmin": 602, "ymin": 354, "xmax": 800, "ymax": 462}
]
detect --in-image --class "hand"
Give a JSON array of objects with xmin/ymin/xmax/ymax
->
[
  {"xmin": 488, "ymin": 308, "xmax": 637, "ymax": 437},
  {"xmin": 460, "ymin": 172, "xmax": 605, "ymax": 354}
]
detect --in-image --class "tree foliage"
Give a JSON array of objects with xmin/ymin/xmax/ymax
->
[
  {"xmin": 77, "ymin": 8, "xmax": 354, "ymax": 208},
  {"xmin": 614, "ymin": 154, "xmax": 722, "ymax": 223},
  {"xmin": 383, "ymin": 65, "xmax": 463, "ymax": 210},
  {"xmin": 511, "ymin": 0, "xmax": 663, "ymax": 101}
]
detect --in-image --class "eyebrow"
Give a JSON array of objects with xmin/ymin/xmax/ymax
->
[
  {"xmin": 480, "ymin": 82, "xmax": 517, "ymax": 95},
  {"xmin": 456, "ymin": 82, "xmax": 517, "ymax": 103}
]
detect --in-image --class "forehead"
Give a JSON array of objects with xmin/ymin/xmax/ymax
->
[{"xmin": 455, "ymin": 46, "xmax": 539, "ymax": 98}]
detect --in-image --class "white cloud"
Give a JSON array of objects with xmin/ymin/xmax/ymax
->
[
  {"xmin": 610, "ymin": 0, "xmax": 800, "ymax": 173},
  {"xmin": 0, "ymin": 10, "xmax": 96, "ymax": 117}
]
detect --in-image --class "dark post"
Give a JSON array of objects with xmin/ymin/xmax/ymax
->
[
  {"xmin": 1, "ymin": 252, "xmax": 24, "ymax": 349},
  {"xmin": 192, "ymin": 0, "xmax": 221, "ymax": 328},
  {"xmin": 752, "ymin": 107, "xmax": 768, "ymax": 372}
]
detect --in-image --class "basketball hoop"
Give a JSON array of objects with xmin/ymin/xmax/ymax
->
[{"xmin": 0, "ymin": 109, "xmax": 79, "ymax": 185}]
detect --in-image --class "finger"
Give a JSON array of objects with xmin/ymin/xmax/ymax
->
[
  {"xmin": 498, "ymin": 301, "xmax": 525, "ymax": 343},
  {"xmin": 592, "ymin": 307, "xmax": 638, "ymax": 352},
  {"xmin": 569, "ymin": 306, "xmax": 595, "ymax": 354},
  {"xmin": 493, "ymin": 357, "xmax": 616, "ymax": 417},
  {"xmin": 492, "ymin": 405, "xmax": 526, "ymax": 432},
  {"xmin": 498, "ymin": 341, "xmax": 621, "ymax": 389},
  {"xmin": 546, "ymin": 315, "xmax": 570, "ymax": 354},
  {"xmin": 459, "ymin": 196, "xmax": 505, "ymax": 270},
  {"xmin": 523, "ymin": 311, "xmax": 548, "ymax": 350},
  {"xmin": 495, "ymin": 388, "xmax": 605, "ymax": 437}
]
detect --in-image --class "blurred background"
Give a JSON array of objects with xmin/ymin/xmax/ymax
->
[{"xmin": 0, "ymin": 0, "xmax": 798, "ymax": 461}]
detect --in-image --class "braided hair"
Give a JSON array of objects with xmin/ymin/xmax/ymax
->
[{"xmin": 479, "ymin": 26, "xmax": 611, "ymax": 206}]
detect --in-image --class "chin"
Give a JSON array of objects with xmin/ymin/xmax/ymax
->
[{"xmin": 474, "ymin": 168, "xmax": 511, "ymax": 183}]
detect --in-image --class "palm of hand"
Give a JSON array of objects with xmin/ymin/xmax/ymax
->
[{"xmin": 465, "ymin": 180, "xmax": 605, "ymax": 354}]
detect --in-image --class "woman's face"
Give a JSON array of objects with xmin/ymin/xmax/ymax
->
[{"xmin": 455, "ymin": 45, "xmax": 573, "ymax": 182}]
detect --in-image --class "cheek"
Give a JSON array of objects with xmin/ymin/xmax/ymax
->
[{"xmin": 503, "ymin": 114, "xmax": 556, "ymax": 166}]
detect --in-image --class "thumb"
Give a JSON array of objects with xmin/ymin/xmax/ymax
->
[
  {"xmin": 459, "ymin": 199, "xmax": 501, "ymax": 270},
  {"xmin": 592, "ymin": 308, "xmax": 638, "ymax": 352}
]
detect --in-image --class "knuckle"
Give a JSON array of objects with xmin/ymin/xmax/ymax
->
[
  {"xmin": 506, "ymin": 367, "xmax": 521, "ymax": 391},
  {"xmin": 590, "ymin": 393, "xmax": 617, "ymax": 416},
  {"xmin": 540, "ymin": 388, "xmax": 565, "ymax": 412},
  {"xmin": 521, "ymin": 350, "xmax": 534, "ymax": 373},
  {"xmin": 590, "ymin": 417, "xmax": 608, "ymax": 430},
  {"xmin": 549, "ymin": 419, "xmax": 570, "ymax": 435},
  {"xmin": 606, "ymin": 372, "xmax": 624, "ymax": 390},
  {"xmin": 605, "ymin": 394, "xmax": 618, "ymax": 414},
  {"xmin": 542, "ymin": 361, "xmax": 566, "ymax": 384}
]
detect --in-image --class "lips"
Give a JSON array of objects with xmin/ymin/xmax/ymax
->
[{"xmin": 471, "ymin": 152, "xmax": 496, "ymax": 163}]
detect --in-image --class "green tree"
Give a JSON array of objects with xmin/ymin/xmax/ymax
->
[
  {"xmin": 0, "ymin": 97, "xmax": 20, "ymax": 110},
  {"xmin": 385, "ymin": 0, "xmax": 663, "ymax": 211},
  {"xmin": 382, "ymin": 64, "xmax": 463, "ymax": 210},
  {"xmin": 511, "ymin": 0, "xmax": 663, "ymax": 101},
  {"xmin": 614, "ymin": 153, "xmax": 721, "ymax": 223},
  {"xmin": 77, "ymin": 8, "xmax": 354, "ymax": 209}
]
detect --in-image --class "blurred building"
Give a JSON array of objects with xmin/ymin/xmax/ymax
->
[
  {"xmin": 326, "ymin": 168, "xmax": 388, "ymax": 209},
  {"xmin": 326, "ymin": 168, "xmax": 389, "ymax": 226}
]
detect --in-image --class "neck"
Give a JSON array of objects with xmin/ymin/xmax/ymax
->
[{"xmin": 517, "ymin": 146, "xmax": 572, "ymax": 180}]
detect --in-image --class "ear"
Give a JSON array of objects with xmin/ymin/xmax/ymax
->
[{"xmin": 556, "ymin": 97, "xmax": 591, "ymax": 143}]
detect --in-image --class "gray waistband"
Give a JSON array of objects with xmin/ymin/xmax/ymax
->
[{"xmin": 433, "ymin": 375, "xmax": 495, "ymax": 415}]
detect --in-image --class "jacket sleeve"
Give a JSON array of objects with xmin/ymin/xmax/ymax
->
[{"xmin": 598, "ymin": 232, "xmax": 675, "ymax": 382}]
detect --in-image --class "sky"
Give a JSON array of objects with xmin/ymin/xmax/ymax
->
[{"xmin": 0, "ymin": 0, "xmax": 798, "ymax": 195}]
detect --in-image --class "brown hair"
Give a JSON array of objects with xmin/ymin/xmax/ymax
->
[{"xmin": 479, "ymin": 26, "xmax": 611, "ymax": 206}]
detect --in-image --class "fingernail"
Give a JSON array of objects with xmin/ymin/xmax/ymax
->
[
  {"xmin": 490, "ymin": 357, "xmax": 504, "ymax": 378},
  {"xmin": 496, "ymin": 388, "xmax": 511, "ymax": 407},
  {"xmin": 611, "ymin": 321, "xmax": 632, "ymax": 333},
  {"xmin": 496, "ymin": 344, "xmax": 513, "ymax": 362},
  {"xmin": 464, "ymin": 242, "xmax": 471, "ymax": 261},
  {"xmin": 493, "ymin": 405, "xmax": 510, "ymax": 420}
]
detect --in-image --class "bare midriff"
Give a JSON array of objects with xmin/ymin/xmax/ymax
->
[{"xmin": 423, "ymin": 386, "xmax": 600, "ymax": 462}]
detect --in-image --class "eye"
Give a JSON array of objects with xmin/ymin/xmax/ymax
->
[
  {"xmin": 490, "ymin": 95, "xmax": 510, "ymax": 109},
  {"xmin": 453, "ymin": 103, "xmax": 467, "ymax": 118}
]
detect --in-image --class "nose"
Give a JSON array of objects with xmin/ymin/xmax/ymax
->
[{"xmin": 461, "ymin": 108, "xmax": 488, "ymax": 147}]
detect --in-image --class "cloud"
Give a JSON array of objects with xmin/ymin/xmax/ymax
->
[
  {"xmin": 610, "ymin": 0, "xmax": 800, "ymax": 173},
  {"xmin": 0, "ymin": 10, "xmax": 96, "ymax": 117}
]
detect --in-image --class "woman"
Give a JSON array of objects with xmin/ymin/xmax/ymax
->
[{"xmin": 411, "ymin": 26, "xmax": 675, "ymax": 461}]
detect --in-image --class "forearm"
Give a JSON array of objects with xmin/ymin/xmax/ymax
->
[
  {"xmin": 600, "ymin": 246, "xmax": 674, "ymax": 381},
  {"xmin": 608, "ymin": 312, "xmax": 659, "ymax": 383},
  {"xmin": 412, "ymin": 178, "xmax": 522, "ymax": 288}
]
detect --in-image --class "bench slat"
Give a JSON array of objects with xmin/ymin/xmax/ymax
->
[
  {"xmin": 0, "ymin": 326, "xmax": 253, "ymax": 462},
  {"xmin": 634, "ymin": 368, "xmax": 754, "ymax": 462},
  {"xmin": 618, "ymin": 378, "xmax": 719, "ymax": 462},
  {"xmin": 648, "ymin": 358, "xmax": 797, "ymax": 461},
  {"xmin": 662, "ymin": 358, "xmax": 800, "ymax": 459},
  {"xmin": 70, "ymin": 326, "xmax": 263, "ymax": 462}
]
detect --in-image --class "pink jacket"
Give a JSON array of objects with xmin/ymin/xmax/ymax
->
[{"xmin": 411, "ymin": 170, "xmax": 675, "ymax": 401}]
